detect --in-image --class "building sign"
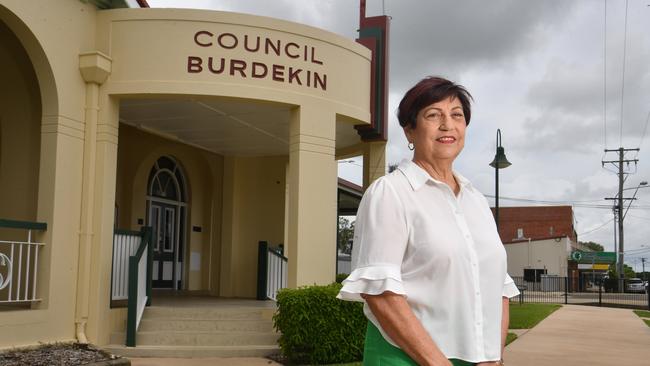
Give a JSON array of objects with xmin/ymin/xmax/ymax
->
[
  {"xmin": 578, "ymin": 263, "xmax": 611, "ymax": 270},
  {"xmin": 187, "ymin": 31, "xmax": 327, "ymax": 91},
  {"xmin": 570, "ymin": 251, "xmax": 616, "ymax": 264}
]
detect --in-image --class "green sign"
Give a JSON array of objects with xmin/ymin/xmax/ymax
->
[{"xmin": 570, "ymin": 251, "xmax": 616, "ymax": 264}]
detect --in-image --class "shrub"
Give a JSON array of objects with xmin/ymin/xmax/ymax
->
[
  {"xmin": 273, "ymin": 282, "xmax": 366, "ymax": 364},
  {"xmin": 336, "ymin": 273, "xmax": 349, "ymax": 283}
]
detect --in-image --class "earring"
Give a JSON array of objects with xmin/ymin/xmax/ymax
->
[{"xmin": 408, "ymin": 142, "xmax": 415, "ymax": 151}]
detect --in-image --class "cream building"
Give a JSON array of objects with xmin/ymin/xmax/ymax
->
[
  {"xmin": 505, "ymin": 237, "xmax": 575, "ymax": 279},
  {"xmin": 0, "ymin": 0, "xmax": 387, "ymax": 351}
]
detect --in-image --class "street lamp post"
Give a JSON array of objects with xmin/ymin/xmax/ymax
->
[{"xmin": 489, "ymin": 129, "xmax": 512, "ymax": 231}]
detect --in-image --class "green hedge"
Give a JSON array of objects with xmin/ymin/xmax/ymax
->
[{"xmin": 273, "ymin": 283, "xmax": 366, "ymax": 364}]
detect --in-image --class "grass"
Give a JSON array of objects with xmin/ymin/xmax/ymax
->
[
  {"xmin": 509, "ymin": 303, "xmax": 561, "ymax": 329},
  {"xmin": 633, "ymin": 310, "xmax": 650, "ymax": 318},
  {"xmin": 505, "ymin": 332, "xmax": 518, "ymax": 346},
  {"xmin": 644, "ymin": 319, "xmax": 650, "ymax": 328}
]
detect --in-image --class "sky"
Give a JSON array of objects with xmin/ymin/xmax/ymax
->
[{"xmin": 147, "ymin": 0, "xmax": 650, "ymax": 272}]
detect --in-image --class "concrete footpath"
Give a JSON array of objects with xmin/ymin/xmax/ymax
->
[
  {"xmin": 130, "ymin": 357, "xmax": 281, "ymax": 365},
  {"xmin": 504, "ymin": 305, "xmax": 650, "ymax": 366},
  {"xmin": 130, "ymin": 305, "xmax": 650, "ymax": 365}
]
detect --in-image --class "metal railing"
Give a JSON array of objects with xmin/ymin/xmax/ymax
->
[
  {"xmin": 511, "ymin": 276, "xmax": 649, "ymax": 310},
  {"xmin": 111, "ymin": 227, "xmax": 152, "ymax": 347},
  {"xmin": 257, "ymin": 241, "xmax": 288, "ymax": 301},
  {"xmin": 0, "ymin": 219, "xmax": 47, "ymax": 305}
]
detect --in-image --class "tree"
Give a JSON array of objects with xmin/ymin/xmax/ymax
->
[
  {"xmin": 607, "ymin": 263, "xmax": 636, "ymax": 279},
  {"xmin": 579, "ymin": 241, "xmax": 604, "ymax": 252},
  {"xmin": 337, "ymin": 217, "xmax": 355, "ymax": 254}
]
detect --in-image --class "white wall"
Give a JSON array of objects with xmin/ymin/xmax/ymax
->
[{"xmin": 505, "ymin": 237, "xmax": 571, "ymax": 277}]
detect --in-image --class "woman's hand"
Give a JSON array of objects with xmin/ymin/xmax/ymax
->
[{"xmin": 362, "ymin": 292, "xmax": 452, "ymax": 366}]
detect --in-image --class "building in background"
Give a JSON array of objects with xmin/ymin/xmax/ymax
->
[{"xmin": 493, "ymin": 206, "xmax": 578, "ymax": 283}]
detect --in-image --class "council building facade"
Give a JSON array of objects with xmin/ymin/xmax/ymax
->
[{"xmin": 0, "ymin": 0, "xmax": 387, "ymax": 349}]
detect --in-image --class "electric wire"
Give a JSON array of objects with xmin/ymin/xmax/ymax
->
[
  {"xmin": 577, "ymin": 218, "xmax": 615, "ymax": 236},
  {"xmin": 634, "ymin": 110, "xmax": 650, "ymax": 158},
  {"xmin": 483, "ymin": 194, "xmax": 650, "ymax": 210}
]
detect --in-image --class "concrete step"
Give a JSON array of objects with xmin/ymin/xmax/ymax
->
[
  {"xmin": 102, "ymin": 344, "xmax": 280, "ymax": 358},
  {"xmin": 110, "ymin": 330, "xmax": 279, "ymax": 347},
  {"xmin": 138, "ymin": 318, "xmax": 275, "ymax": 332},
  {"xmin": 142, "ymin": 306, "xmax": 274, "ymax": 321}
]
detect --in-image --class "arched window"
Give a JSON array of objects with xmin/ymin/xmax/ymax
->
[{"xmin": 147, "ymin": 156, "xmax": 186, "ymax": 202}]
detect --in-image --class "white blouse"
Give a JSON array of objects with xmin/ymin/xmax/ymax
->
[{"xmin": 337, "ymin": 159, "xmax": 519, "ymax": 363}]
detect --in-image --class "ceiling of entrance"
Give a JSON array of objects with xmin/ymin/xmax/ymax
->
[{"xmin": 119, "ymin": 98, "xmax": 362, "ymax": 157}]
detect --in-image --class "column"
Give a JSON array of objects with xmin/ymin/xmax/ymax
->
[
  {"xmin": 362, "ymin": 141, "xmax": 386, "ymax": 189},
  {"xmin": 287, "ymin": 103, "xmax": 337, "ymax": 287},
  {"xmin": 219, "ymin": 156, "xmax": 238, "ymax": 297},
  {"xmin": 76, "ymin": 51, "xmax": 118, "ymax": 345}
]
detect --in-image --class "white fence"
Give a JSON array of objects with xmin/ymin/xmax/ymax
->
[
  {"xmin": 111, "ymin": 231, "xmax": 141, "ymax": 301},
  {"xmin": 0, "ymin": 224, "xmax": 46, "ymax": 305}
]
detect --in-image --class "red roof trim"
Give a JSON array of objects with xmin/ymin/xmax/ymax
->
[
  {"xmin": 503, "ymin": 235, "xmax": 568, "ymax": 245},
  {"xmin": 338, "ymin": 178, "xmax": 363, "ymax": 195}
]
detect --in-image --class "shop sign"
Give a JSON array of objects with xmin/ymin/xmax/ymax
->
[
  {"xmin": 578, "ymin": 263, "xmax": 611, "ymax": 270},
  {"xmin": 570, "ymin": 250, "xmax": 616, "ymax": 264}
]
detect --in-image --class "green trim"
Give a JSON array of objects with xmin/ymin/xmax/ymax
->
[
  {"xmin": 0, "ymin": 219, "xmax": 47, "ymax": 231},
  {"xmin": 114, "ymin": 229, "xmax": 142, "ymax": 236},
  {"xmin": 257, "ymin": 241, "xmax": 269, "ymax": 300},
  {"xmin": 144, "ymin": 227, "xmax": 153, "ymax": 306},
  {"xmin": 358, "ymin": 26, "xmax": 386, "ymax": 140},
  {"xmin": 125, "ymin": 226, "xmax": 153, "ymax": 347},
  {"xmin": 268, "ymin": 247, "xmax": 288, "ymax": 261},
  {"xmin": 125, "ymin": 254, "xmax": 138, "ymax": 347},
  {"xmin": 81, "ymin": 0, "xmax": 130, "ymax": 9}
]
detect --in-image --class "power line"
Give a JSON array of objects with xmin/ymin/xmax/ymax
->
[
  {"xmin": 483, "ymin": 194, "xmax": 650, "ymax": 209},
  {"xmin": 483, "ymin": 195, "xmax": 606, "ymax": 205},
  {"xmin": 337, "ymin": 159, "xmax": 363, "ymax": 168},
  {"xmin": 577, "ymin": 218, "xmax": 614, "ymax": 236},
  {"xmin": 627, "ymin": 214, "xmax": 650, "ymax": 221},
  {"xmin": 635, "ymin": 110, "xmax": 650, "ymax": 158}
]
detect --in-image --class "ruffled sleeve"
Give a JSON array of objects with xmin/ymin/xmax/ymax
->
[
  {"xmin": 337, "ymin": 177, "xmax": 408, "ymax": 302},
  {"xmin": 502, "ymin": 273, "xmax": 520, "ymax": 299}
]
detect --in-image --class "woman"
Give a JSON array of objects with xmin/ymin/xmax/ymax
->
[{"xmin": 337, "ymin": 76, "xmax": 519, "ymax": 366}]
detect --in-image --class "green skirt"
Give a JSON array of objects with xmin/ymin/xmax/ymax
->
[{"xmin": 363, "ymin": 321, "xmax": 475, "ymax": 366}]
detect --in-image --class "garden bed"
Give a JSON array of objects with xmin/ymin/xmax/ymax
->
[{"xmin": 0, "ymin": 343, "xmax": 129, "ymax": 366}]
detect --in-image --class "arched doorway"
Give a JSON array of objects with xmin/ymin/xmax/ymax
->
[{"xmin": 147, "ymin": 156, "xmax": 188, "ymax": 290}]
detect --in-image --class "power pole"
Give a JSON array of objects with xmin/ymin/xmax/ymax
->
[
  {"xmin": 603, "ymin": 147, "xmax": 639, "ymax": 280},
  {"xmin": 642, "ymin": 258, "xmax": 647, "ymax": 281}
]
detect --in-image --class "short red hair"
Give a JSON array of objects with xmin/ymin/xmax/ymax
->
[{"xmin": 397, "ymin": 76, "xmax": 473, "ymax": 129}]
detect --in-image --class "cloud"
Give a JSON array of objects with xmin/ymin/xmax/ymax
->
[{"xmin": 146, "ymin": 0, "xmax": 650, "ymax": 259}]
